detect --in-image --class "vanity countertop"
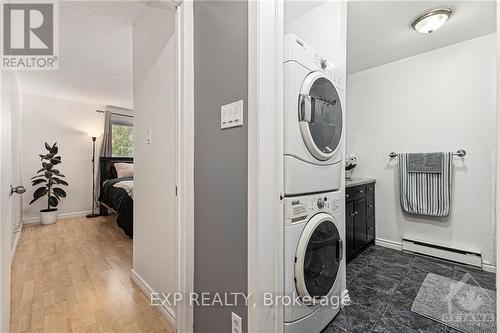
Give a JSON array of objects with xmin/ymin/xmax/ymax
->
[{"xmin": 346, "ymin": 177, "xmax": 376, "ymax": 188}]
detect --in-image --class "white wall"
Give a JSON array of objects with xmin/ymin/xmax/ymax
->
[
  {"xmin": 132, "ymin": 4, "xmax": 177, "ymax": 319},
  {"xmin": 22, "ymin": 94, "xmax": 104, "ymax": 221},
  {"xmin": 347, "ymin": 34, "xmax": 497, "ymax": 266}
]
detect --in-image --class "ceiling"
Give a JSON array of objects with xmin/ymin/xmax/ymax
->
[
  {"xmin": 18, "ymin": 1, "xmax": 147, "ymax": 109},
  {"xmin": 18, "ymin": 1, "xmax": 497, "ymax": 102},
  {"xmin": 347, "ymin": 1, "xmax": 496, "ymax": 74}
]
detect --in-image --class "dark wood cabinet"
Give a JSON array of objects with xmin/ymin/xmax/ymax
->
[
  {"xmin": 367, "ymin": 217, "xmax": 375, "ymax": 242},
  {"xmin": 346, "ymin": 181, "xmax": 376, "ymax": 261},
  {"xmin": 353, "ymin": 199, "xmax": 367, "ymax": 250},
  {"xmin": 346, "ymin": 202, "xmax": 355, "ymax": 257}
]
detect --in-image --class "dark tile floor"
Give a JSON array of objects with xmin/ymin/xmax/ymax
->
[{"xmin": 323, "ymin": 245, "xmax": 496, "ymax": 333}]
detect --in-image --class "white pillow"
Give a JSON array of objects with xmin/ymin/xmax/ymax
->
[{"xmin": 114, "ymin": 163, "xmax": 134, "ymax": 178}]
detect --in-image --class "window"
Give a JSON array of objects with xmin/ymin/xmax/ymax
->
[{"xmin": 112, "ymin": 123, "xmax": 134, "ymax": 157}]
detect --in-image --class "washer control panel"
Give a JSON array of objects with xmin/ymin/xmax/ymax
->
[
  {"xmin": 307, "ymin": 194, "xmax": 340, "ymax": 214},
  {"xmin": 284, "ymin": 191, "xmax": 342, "ymax": 224}
]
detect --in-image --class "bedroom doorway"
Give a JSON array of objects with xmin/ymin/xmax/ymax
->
[{"xmin": 7, "ymin": 1, "xmax": 194, "ymax": 332}]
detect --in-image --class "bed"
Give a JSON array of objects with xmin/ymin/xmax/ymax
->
[{"xmin": 98, "ymin": 157, "xmax": 134, "ymax": 238}]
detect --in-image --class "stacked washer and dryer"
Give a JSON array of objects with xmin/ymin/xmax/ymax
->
[{"xmin": 283, "ymin": 34, "xmax": 346, "ymax": 333}]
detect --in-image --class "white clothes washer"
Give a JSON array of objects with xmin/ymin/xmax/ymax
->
[{"xmin": 284, "ymin": 190, "xmax": 345, "ymax": 333}]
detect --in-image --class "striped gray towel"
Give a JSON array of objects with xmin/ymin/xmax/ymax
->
[
  {"xmin": 399, "ymin": 152, "xmax": 452, "ymax": 217},
  {"xmin": 407, "ymin": 153, "xmax": 443, "ymax": 173}
]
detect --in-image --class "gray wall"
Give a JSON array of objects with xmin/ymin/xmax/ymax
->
[{"xmin": 193, "ymin": 1, "xmax": 248, "ymax": 332}]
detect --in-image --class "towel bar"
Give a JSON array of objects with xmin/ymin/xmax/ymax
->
[{"xmin": 389, "ymin": 149, "xmax": 466, "ymax": 158}]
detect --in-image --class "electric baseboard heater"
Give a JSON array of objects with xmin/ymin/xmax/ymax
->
[{"xmin": 401, "ymin": 237, "xmax": 482, "ymax": 267}]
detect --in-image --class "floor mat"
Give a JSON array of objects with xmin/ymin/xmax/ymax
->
[{"xmin": 411, "ymin": 272, "xmax": 496, "ymax": 333}]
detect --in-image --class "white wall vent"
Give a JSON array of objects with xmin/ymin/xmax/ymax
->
[{"xmin": 402, "ymin": 237, "xmax": 482, "ymax": 268}]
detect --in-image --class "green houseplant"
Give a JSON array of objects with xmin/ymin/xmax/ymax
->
[{"xmin": 29, "ymin": 142, "xmax": 68, "ymax": 225}]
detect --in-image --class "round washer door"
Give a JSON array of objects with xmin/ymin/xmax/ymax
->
[
  {"xmin": 295, "ymin": 212, "xmax": 342, "ymax": 303},
  {"xmin": 298, "ymin": 72, "xmax": 343, "ymax": 161}
]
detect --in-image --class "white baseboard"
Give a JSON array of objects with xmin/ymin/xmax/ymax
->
[
  {"xmin": 375, "ymin": 237, "xmax": 402, "ymax": 251},
  {"xmin": 11, "ymin": 223, "xmax": 22, "ymax": 263},
  {"xmin": 402, "ymin": 238, "xmax": 482, "ymax": 268},
  {"xmin": 130, "ymin": 269, "xmax": 176, "ymax": 328},
  {"xmin": 22, "ymin": 211, "xmax": 92, "ymax": 224},
  {"xmin": 376, "ymin": 237, "xmax": 496, "ymax": 273},
  {"xmin": 482, "ymin": 263, "xmax": 496, "ymax": 273}
]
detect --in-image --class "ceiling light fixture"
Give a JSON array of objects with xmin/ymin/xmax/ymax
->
[{"xmin": 411, "ymin": 8, "xmax": 453, "ymax": 34}]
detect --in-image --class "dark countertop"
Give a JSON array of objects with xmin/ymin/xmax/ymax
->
[{"xmin": 346, "ymin": 177, "xmax": 376, "ymax": 188}]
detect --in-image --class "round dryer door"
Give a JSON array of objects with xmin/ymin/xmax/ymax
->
[
  {"xmin": 298, "ymin": 72, "xmax": 343, "ymax": 161},
  {"xmin": 295, "ymin": 213, "xmax": 342, "ymax": 303}
]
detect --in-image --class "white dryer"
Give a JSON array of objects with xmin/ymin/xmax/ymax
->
[
  {"xmin": 284, "ymin": 190, "xmax": 345, "ymax": 333},
  {"xmin": 284, "ymin": 34, "xmax": 345, "ymax": 196}
]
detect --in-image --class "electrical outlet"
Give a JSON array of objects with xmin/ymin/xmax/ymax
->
[{"xmin": 231, "ymin": 312, "xmax": 242, "ymax": 333}]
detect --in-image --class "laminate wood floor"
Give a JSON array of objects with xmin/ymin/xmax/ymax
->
[{"xmin": 11, "ymin": 216, "xmax": 175, "ymax": 333}]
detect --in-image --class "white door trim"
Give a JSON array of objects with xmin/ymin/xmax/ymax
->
[
  {"xmin": 0, "ymin": 70, "xmax": 10, "ymax": 333},
  {"xmin": 0, "ymin": 69, "xmax": 22, "ymax": 333},
  {"xmin": 175, "ymin": 1, "xmax": 194, "ymax": 332},
  {"xmin": 496, "ymin": 5, "xmax": 500, "ymax": 329},
  {"xmin": 247, "ymin": 1, "xmax": 284, "ymax": 332}
]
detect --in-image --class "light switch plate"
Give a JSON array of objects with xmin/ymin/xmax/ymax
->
[
  {"xmin": 221, "ymin": 100, "xmax": 244, "ymax": 129},
  {"xmin": 146, "ymin": 128, "xmax": 152, "ymax": 144}
]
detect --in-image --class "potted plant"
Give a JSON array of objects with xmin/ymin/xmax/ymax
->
[
  {"xmin": 345, "ymin": 154, "xmax": 358, "ymax": 180},
  {"xmin": 29, "ymin": 142, "xmax": 68, "ymax": 225}
]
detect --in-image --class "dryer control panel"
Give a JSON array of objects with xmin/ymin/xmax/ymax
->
[
  {"xmin": 313, "ymin": 54, "xmax": 336, "ymax": 80},
  {"xmin": 284, "ymin": 191, "xmax": 342, "ymax": 225},
  {"xmin": 284, "ymin": 33, "xmax": 344, "ymax": 90}
]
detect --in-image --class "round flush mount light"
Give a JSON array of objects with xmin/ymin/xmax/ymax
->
[{"xmin": 411, "ymin": 8, "xmax": 453, "ymax": 34}]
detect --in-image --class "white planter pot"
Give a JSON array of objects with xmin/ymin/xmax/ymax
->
[{"xmin": 40, "ymin": 209, "xmax": 58, "ymax": 225}]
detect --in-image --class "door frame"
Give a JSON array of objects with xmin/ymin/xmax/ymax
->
[
  {"xmin": 247, "ymin": 2, "xmax": 500, "ymax": 332},
  {"xmin": 0, "ymin": 2, "xmax": 25, "ymax": 329},
  {"xmin": 247, "ymin": 0, "xmax": 284, "ymax": 332},
  {"xmin": 175, "ymin": 1, "xmax": 194, "ymax": 332},
  {"xmin": 496, "ymin": 3, "xmax": 500, "ymax": 329},
  {"xmin": 0, "ymin": 70, "xmax": 22, "ymax": 333},
  {"xmin": 0, "ymin": 70, "xmax": 10, "ymax": 333},
  {"xmin": 0, "ymin": 2, "xmax": 195, "ymax": 332}
]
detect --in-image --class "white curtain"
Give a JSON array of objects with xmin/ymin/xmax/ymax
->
[{"xmin": 100, "ymin": 111, "xmax": 112, "ymax": 157}]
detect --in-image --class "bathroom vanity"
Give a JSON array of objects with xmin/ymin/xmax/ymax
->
[{"xmin": 345, "ymin": 178, "xmax": 376, "ymax": 261}]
